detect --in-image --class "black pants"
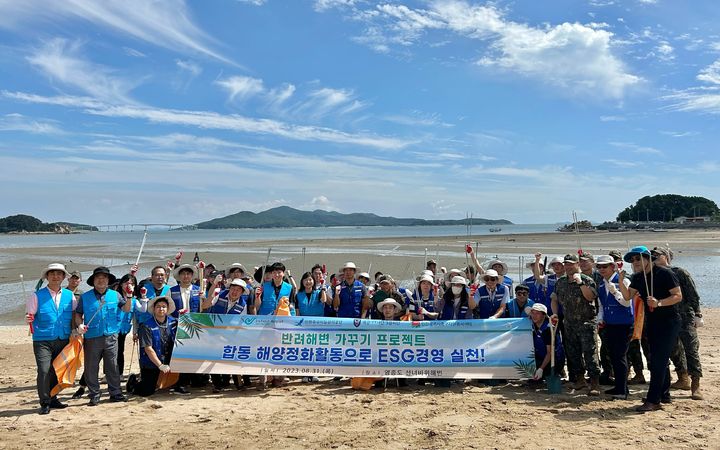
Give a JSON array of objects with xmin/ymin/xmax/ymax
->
[
  {"xmin": 117, "ymin": 332, "xmax": 128, "ymax": 377},
  {"xmin": 645, "ymin": 315, "xmax": 680, "ymax": 404},
  {"xmin": 605, "ymin": 323, "xmax": 631, "ymax": 394},
  {"xmin": 599, "ymin": 327, "xmax": 614, "ymax": 377},
  {"xmin": 133, "ymin": 367, "xmax": 160, "ymax": 397},
  {"xmin": 33, "ymin": 338, "xmax": 68, "ymax": 406},
  {"xmin": 626, "ymin": 337, "xmax": 644, "ymax": 375}
]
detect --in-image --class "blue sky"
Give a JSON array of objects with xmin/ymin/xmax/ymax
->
[{"xmin": 0, "ymin": 0, "xmax": 719, "ymax": 225}]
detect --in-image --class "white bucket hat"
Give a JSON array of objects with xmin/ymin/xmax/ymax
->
[
  {"xmin": 41, "ymin": 263, "xmax": 68, "ymax": 279},
  {"xmin": 173, "ymin": 263, "xmax": 198, "ymax": 280},
  {"xmin": 418, "ymin": 274, "xmax": 435, "ymax": 285},
  {"xmin": 342, "ymin": 262, "xmax": 357, "ymax": 270},
  {"xmin": 482, "ymin": 269, "xmax": 501, "ymax": 283},
  {"xmin": 531, "ymin": 303, "xmax": 548, "ymax": 315},
  {"xmin": 486, "ymin": 260, "xmax": 508, "ymax": 276},
  {"xmin": 594, "ymin": 255, "xmax": 617, "ymax": 269},
  {"xmin": 450, "ymin": 276, "xmax": 468, "ymax": 286},
  {"xmin": 148, "ymin": 295, "xmax": 176, "ymax": 316},
  {"xmin": 376, "ymin": 297, "xmax": 403, "ymax": 313},
  {"xmin": 228, "ymin": 278, "xmax": 247, "ymax": 292}
]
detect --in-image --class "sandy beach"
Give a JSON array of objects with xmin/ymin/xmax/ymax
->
[{"xmin": 1, "ymin": 229, "xmax": 719, "ymax": 449}]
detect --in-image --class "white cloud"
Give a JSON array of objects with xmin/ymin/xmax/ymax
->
[
  {"xmin": 296, "ymin": 87, "xmax": 368, "ymax": 118},
  {"xmin": 302, "ymin": 195, "xmax": 336, "ymax": 211},
  {"xmin": 698, "ymin": 60, "xmax": 720, "ymax": 85},
  {"xmin": 602, "ymin": 158, "xmax": 638, "ymax": 168},
  {"xmin": 600, "ymin": 115, "xmax": 626, "ymax": 122},
  {"xmin": 176, "ymin": 59, "xmax": 202, "ymax": 77},
  {"xmin": 0, "ymin": 0, "xmax": 232, "ymax": 64},
  {"xmin": 655, "ymin": 41, "xmax": 675, "ymax": 61},
  {"xmin": 637, "ymin": 0, "xmax": 657, "ymax": 4},
  {"xmin": 237, "ymin": 0, "xmax": 268, "ymax": 5},
  {"xmin": 344, "ymin": 1, "xmax": 640, "ymax": 99},
  {"xmin": 26, "ymin": 38, "xmax": 139, "ymax": 104},
  {"xmin": 267, "ymin": 83, "xmax": 296, "ymax": 104},
  {"xmin": 3, "ymin": 91, "xmax": 411, "ymax": 149},
  {"xmin": 383, "ymin": 111, "xmax": 454, "ymax": 127},
  {"xmin": 0, "ymin": 113, "xmax": 63, "ymax": 134},
  {"xmin": 314, "ymin": 0, "xmax": 357, "ymax": 12},
  {"xmin": 663, "ymin": 88, "xmax": 720, "ymax": 114},
  {"xmin": 215, "ymin": 75, "xmax": 265, "ymax": 101},
  {"xmin": 609, "ymin": 141, "xmax": 663, "ymax": 155},
  {"xmin": 123, "ymin": 47, "xmax": 146, "ymax": 58}
]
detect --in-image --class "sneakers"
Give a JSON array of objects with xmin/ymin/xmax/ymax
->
[
  {"xmin": 171, "ymin": 386, "xmax": 190, "ymax": 395},
  {"xmin": 109, "ymin": 394, "xmax": 128, "ymax": 403},
  {"xmin": 636, "ymin": 402, "xmax": 662, "ymax": 413},
  {"xmin": 49, "ymin": 398, "xmax": 68, "ymax": 409},
  {"xmin": 71, "ymin": 386, "xmax": 85, "ymax": 399},
  {"xmin": 39, "ymin": 404, "xmax": 51, "ymax": 415}
]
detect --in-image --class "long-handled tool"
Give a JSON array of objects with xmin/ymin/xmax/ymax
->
[
  {"xmin": 20, "ymin": 274, "xmax": 32, "ymax": 336},
  {"xmin": 547, "ymin": 318, "xmax": 562, "ymax": 394}
]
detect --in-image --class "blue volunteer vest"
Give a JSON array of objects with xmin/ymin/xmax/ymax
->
[
  {"xmin": 118, "ymin": 297, "xmax": 136, "ymax": 334},
  {"xmin": 81, "ymin": 289, "xmax": 123, "ymax": 339},
  {"xmin": 337, "ymin": 280, "xmax": 365, "ymax": 318},
  {"xmin": 533, "ymin": 319, "xmax": 564, "ymax": 362},
  {"xmin": 258, "ymin": 281, "xmax": 293, "ymax": 316},
  {"xmin": 206, "ymin": 289, "xmax": 248, "ymax": 315},
  {"xmin": 296, "ymin": 289, "xmax": 325, "ymax": 317},
  {"xmin": 411, "ymin": 290, "xmax": 436, "ymax": 315},
  {"xmin": 33, "ymin": 287, "xmax": 74, "ymax": 341},
  {"xmin": 136, "ymin": 284, "xmax": 170, "ymax": 324},
  {"xmin": 474, "ymin": 284, "xmax": 507, "ymax": 319},
  {"xmin": 502, "ymin": 275, "xmax": 513, "ymax": 291},
  {"xmin": 505, "ymin": 298, "xmax": 534, "ymax": 318},
  {"xmin": 600, "ymin": 274, "xmax": 634, "ymax": 325},
  {"xmin": 169, "ymin": 284, "xmax": 202, "ymax": 318},
  {"xmin": 139, "ymin": 316, "xmax": 176, "ymax": 368},
  {"xmin": 440, "ymin": 295, "xmax": 469, "ymax": 320}
]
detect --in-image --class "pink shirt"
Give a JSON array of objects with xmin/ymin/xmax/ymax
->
[{"xmin": 26, "ymin": 288, "xmax": 78, "ymax": 314}]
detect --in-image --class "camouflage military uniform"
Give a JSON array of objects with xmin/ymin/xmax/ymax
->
[
  {"xmin": 669, "ymin": 266, "xmax": 702, "ymax": 378},
  {"xmin": 554, "ymin": 274, "xmax": 600, "ymax": 379}
]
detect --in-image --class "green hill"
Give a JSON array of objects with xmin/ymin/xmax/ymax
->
[
  {"xmin": 617, "ymin": 194, "xmax": 719, "ymax": 222},
  {"xmin": 0, "ymin": 214, "xmax": 97, "ymax": 233},
  {"xmin": 196, "ymin": 206, "xmax": 511, "ymax": 229}
]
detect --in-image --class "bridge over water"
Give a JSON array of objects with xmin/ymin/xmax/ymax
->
[{"xmin": 93, "ymin": 223, "xmax": 198, "ymax": 232}]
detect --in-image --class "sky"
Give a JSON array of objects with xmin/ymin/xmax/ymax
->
[{"xmin": 0, "ymin": 0, "xmax": 719, "ymax": 225}]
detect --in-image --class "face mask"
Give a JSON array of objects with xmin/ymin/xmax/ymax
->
[{"xmin": 451, "ymin": 286, "xmax": 463, "ymax": 295}]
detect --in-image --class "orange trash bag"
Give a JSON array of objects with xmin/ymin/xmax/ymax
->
[
  {"xmin": 632, "ymin": 294, "xmax": 645, "ymax": 341},
  {"xmin": 157, "ymin": 371, "xmax": 180, "ymax": 389},
  {"xmin": 275, "ymin": 296, "xmax": 292, "ymax": 316},
  {"xmin": 351, "ymin": 377, "xmax": 383, "ymax": 391}
]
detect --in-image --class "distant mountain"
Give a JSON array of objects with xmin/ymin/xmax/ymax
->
[
  {"xmin": 196, "ymin": 206, "xmax": 512, "ymax": 229},
  {"xmin": 0, "ymin": 214, "xmax": 98, "ymax": 233}
]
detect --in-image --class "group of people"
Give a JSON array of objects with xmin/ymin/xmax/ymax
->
[{"xmin": 26, "ymin": 243, "xmax": 704, "ymax": 415}]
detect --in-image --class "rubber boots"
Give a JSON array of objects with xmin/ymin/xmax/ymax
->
[
  {"xmin": 691, "ymin": 376, "xmax": 703, "ymax": 400},
  {"xmin": 588, "ymin": 377, "xmax": 600, "ymax": 396},
  {"xmin": 671, "ymin": 371, "xmax": 691, "ymax": 390}
]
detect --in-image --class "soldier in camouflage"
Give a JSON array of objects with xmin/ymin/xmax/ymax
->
[
  {"xmin": 579, "ymin": 251, "xmax": 614, "ymax": 385},
  {"xmin": 551, "ymin": 253, "xmax": 601, "ymax": 396},
  {"xmin": 652, "ymin": 247, "xmax": 703, "ymax": 400}
]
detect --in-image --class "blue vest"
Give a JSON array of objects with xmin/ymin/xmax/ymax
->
[
  {"xmin": 532, "ymin": 274, "xmax": 559, "ymax": 315},
  {"xmin": 33, "ymin": 287, "xmax": 74, "ymax": 341},
  {"xmin": 296, "ymin": 289, "xmax": 325, "ymax": 317},
  {"xmin": 258, "ymin": 281, "xmax": 293, "ymax": 316},
  {"xmin": 139, "ymin": 316, "xmax": 176, "ymax": 368},
  {"xmin": 502, "ymin": 275, "xmax": 513, "ymax": 291},
  {"xmin": 169, "ymin": 284, "xmax": 202, "ymax": 318},
  {"xmin": 505, "ymin": 297, "xmax": 534, "ymax": 318},
  {"xmin": 337, "ymin": 280, "xmax": 365, "ymax": 318},
  {"xmin": 474, "ymin": 284, "xmax": 507, "ymax": 319},
  {"xmin": 137, "ymin": 284, "xmax": 170, "ymax": 324},
  {"xmin": 600, "ymin": 274, "xmax": 634, "ymax": 325},
  {"xmin": 411, "ymin": 290, "xmax": 436, "ymax": 315},
  {"xmin": 533, "ymin": 319, "xmax": 564, "ymax": 362},
  {"xmin": 206, "ymin": 289, "xmax": 248, "ymax": 315},
  {"xmin": 118, "ymin": 298, "xmax": 136, "ymax": 334},
  {"xmin": 439, "ymin": 295, "xmax": 469, "ymax": 320},
  {"xmin": 81, "ymin": 289, "xmax": 123, "ymax": 339}
]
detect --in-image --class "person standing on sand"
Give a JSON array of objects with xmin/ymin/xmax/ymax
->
[
  {"xmin": 26, "ymin": 263, "xmax": 77, "ymax": 415},
  {"xmin": 618, "ymin": 246, "xmax": 682, "ymax": 413},
  {"xmin": 579, "ymin": 252, "xmax": 613, "ymax": 386},
  {"xmin": 551, "ymin": 254, "xmax": 600, "ymax": 396},
  {"xmin": 333, "ymin": 262, "xmax": 372, "ymax": 319},
  {"xmin": 74, "ymin": 266, "xmax": 132, "ymax": 406},
  {"xmin": 256, "ymin": 262, "xmax": 296, "ymax": 316},
  {"xmin": 652, "ymin": 246, "xmax": 703, "ymax": 400}
]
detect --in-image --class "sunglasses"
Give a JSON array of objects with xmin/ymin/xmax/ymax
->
[
  {"xmin": 596, "ymin": 264, "xmax": 612, "ymax": 269},
  {"xmin": 516, "ymin": 291, "xmax": 529, "ymax": 295},
  {"xmin": 486, "ymin": 277, "xmax": 498, "ymax": 281},
  {"xmin": 630, "ymin": 255, "xmax": 644, "ymax": 263}
]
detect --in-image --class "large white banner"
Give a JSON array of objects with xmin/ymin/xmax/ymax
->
[{"xmin": 171, "ymin": 314, "xmax": 535, "ymax": 379}]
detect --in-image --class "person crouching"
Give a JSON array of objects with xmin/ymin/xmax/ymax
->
[{"xmin": 129, "ymin": 296, "xmax": 176, "ymax": 397}]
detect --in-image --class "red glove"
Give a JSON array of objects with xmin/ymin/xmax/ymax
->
[
  {"xmin": 466, "ymin": 244, "xmax": 472, "ymax": 254},
  {"xmin": 124, "ymin": 284, "xmax": 134, "ymax": 296},
  {"xmin": 175, "ymin": 251, "xmax": 183, "ymax": 262},
  {"xmin": 197, "ymin": 261, "xmax": 206, "ymax": 270},
  {"xmin": 140, "ymin": 286, "xmax": 148, "ymax": 298},
  {"xmin": 167, "ymin": 261, "xmax": 175, "ymax": 270}
]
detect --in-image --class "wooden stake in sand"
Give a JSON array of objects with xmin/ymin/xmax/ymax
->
[{"xmin": 20, "ymin": 274, "xmax": 32, "ymax": 336}]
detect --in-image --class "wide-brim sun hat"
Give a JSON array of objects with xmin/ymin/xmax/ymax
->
[
  {"xmin": 486, "ymin": 259, "xmax": 508, "ymax": 275},
  {"xmin": 87, "ymin": 266, "xmax": 117, "ymax": 286},
  {"xmin": 173, "ymin": 263, "xmax": 198, "ymax": 280},
  {"xmin": 41, "ymin": 263, "xmax": 69, "ymax": 280},
  {"xmin": 531, "ymin": 303, "xmax": 548, "ymax": 315},
  {"xmin": 342, "ymin": 262, "xmax": 357, "ymax": 270},
  {"xmin": 623, "ymin": 246, "xmax": 652, "ymax": 263},
  {"xmin": 226, "ymin": 263, "xmax": 246, "ymax": 274},
  {"xmin": 482, "ymin": 269, "xmax": 501, "ymax": 283},
  {"xmin": 148, "ymin": 295, "xmax": 176, "ymax": 316},
  {"xmin": 418, "ymin": 274, "xmax": 435, "ymax": 285},
  {"xmin": 228, "ymin": 278, "xmax": 247, "ymax": 292},
  {"xmin": 549, "ymin": 256, "xmax": 564, "ymax": 265},
  {"xmin": 594, "ymin": 255, "xmax": 617, "ymax": 268},
  {"xmin": 450, "ymin": 275, "xmax": 468, "ymax": 286},
  {"xmin": 376, "ymin": 298, "xmax": 403, "ymax": 313},
  {"xmin": 358, "ymin": 272, "xmax": 371, "ymax": 280},
  {"xmin": 525, "ymin": 260, "xmax": 545, "ymax": 269}
]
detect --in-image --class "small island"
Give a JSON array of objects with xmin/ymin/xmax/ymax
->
[{"xmin": 0, "ymin": 214, "xmax": 97, "ymax": 234}]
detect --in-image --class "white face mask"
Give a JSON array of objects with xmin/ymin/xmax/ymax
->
[{"xmin": 451, "ymin": 286, "xmax": 463, "ymax": 295}]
